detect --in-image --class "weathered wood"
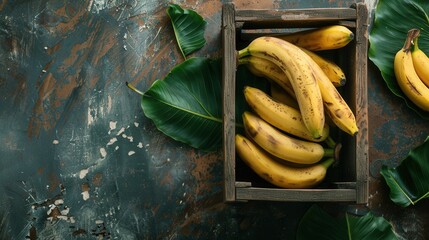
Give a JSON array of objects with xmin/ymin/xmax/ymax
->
[
  {"xmin": 223, "ymin": 4, "xmax": 369, "ymax": 204},
  {"xmin": 236, "ymin": 8, "xmax": 356, "ymax": 29},
  {"xmin": 354, "ymin": 2, "xmax": 369, "ymax": 204},
  {"xmin": 236, "ymin": 187, "xmax": 357, "ymax": 202},
  {"xmin": 222, "ymin": 3, "xmax": 237, "ymax": 202}
]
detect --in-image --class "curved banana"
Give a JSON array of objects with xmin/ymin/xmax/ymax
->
[
  {"xmin": 239, "ymin": 56, "xmax": 296, "ymax": 98},
  {"xmin": 394, "ymin": 29, "xmax": 429, "ymax": 111},
  {"xmin": 275, "ymin": 25, "xmax": 354, "ymax": 51},
  {"xmin": 235, "ymin": 134, "xmax": 335, "ymax": 189},
  {"xmin": 242, "ymin": 111, "xmax": 332, "ymax": 164},
  {"xmin": 299, "ymin": 47, "xmax": 359, "ymax": 136},
  {"xmin": 300, "ymin": 48, "xmax": 346, "ymax": 87},
  {"xmin": 269, "ymin": 81, "xmax": 299, "ymax": 109},
  {"xmin": 411, "ymin": 35, "xmax": 429, "ymax": 87},
  {"xmin": 244, "ymin": 86, "xmax": 329, "ymax": 142},
  {"xmin": 238, "ymin": 37, "xmax": 325, "ymax": 139}
]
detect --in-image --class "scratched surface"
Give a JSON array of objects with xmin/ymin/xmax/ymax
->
[{"xmin": 0, "ymin": 0, "xmax": 428, "ymax": 239}]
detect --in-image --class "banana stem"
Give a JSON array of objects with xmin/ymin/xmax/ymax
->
[
  {"xmin": 323, "ymin": 148, "xmax": 335, "ymax": 158},
  {"xmin": 237, "ymin": 56, "xmax": 250, "ymax": 65},
  {"xmin": 403, "ymin": 29, "xmax": 420, "ymax": 51},
  {"xmin": 324, "ymin": 136, "xmax": 337, "ymax": 148},
  {"xmin": 321, "ymin": 157, "xmax": 335, "ymax": 169},
  {"xmin": 414, "ymin": 34, "xmax": 420, "ymax": 52},
  {"xmin": 237, "ymin": 48, "xmax": 251, "ymax": 59},
  {"xmin": 126, "ymin": 82, "xmax": 144, "ymax": 96}
]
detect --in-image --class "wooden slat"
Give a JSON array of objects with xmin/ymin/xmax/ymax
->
[
  {"xmin": 236, "ymin": 187, "xmax": 357, "ymax": 202},
  {"xmin": 222, "ymin": 3, "xmax": 237, "ymax": 202},
  {"xmin": 236, "ymin": 8, "xmax": 356, "ymax": 29},
  {"xmin": 354, "ymin": 2, "xmax": 369, "ymax": 204}
]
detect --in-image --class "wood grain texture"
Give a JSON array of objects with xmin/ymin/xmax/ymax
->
[
  {"xmin": 222, "ymin": 2, "xmax": 237, "ymax": 202},
  {"xmin": 224, "ymin": 5, "xmax": 368, "ymax": 204},
  {"xmin": 354, "ymin": 2, "xmax": 369, "ymax": 204}
]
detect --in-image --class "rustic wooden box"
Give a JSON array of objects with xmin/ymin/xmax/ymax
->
[{"xmin": 221, "ymin": 3, "xmax": 369, "ymax": 203}]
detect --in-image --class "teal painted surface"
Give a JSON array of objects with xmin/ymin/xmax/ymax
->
[{"xmin": 0, "ymin": 0, "xmax": 428, "ymax": 239}]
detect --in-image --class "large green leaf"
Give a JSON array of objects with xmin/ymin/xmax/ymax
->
[
  {"xmin": 369, "ymin": 0, "xmax": 429, "ymax": 119},
  {"xmin": 380, "ymin": 136, "xmax": 429, "ymax": 207},
  {"xmin": 167, "ymin": 4, "xmax": 207, "ymax": 58},
  {"xmin": 297, "ymin": 205, "xmax": 398, "ymax": 240},
  {"xmin": 141, "ymin": 57, "xmax": 268, "ymax": 152}
]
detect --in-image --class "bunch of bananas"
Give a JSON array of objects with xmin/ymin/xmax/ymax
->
[
  {"xmin": 235, "ymin": 25, "xmax": 357, "ymax": 189},
  {"xmin": 394, "ymin": 28, "xmax": 429, "ymax": 111}
]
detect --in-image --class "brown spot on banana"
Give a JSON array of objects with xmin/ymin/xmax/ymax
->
[{"xmin": 406, "ymin": 76, "xmax": 422, "ymax": 96}]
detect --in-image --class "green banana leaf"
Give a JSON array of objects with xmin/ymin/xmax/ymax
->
[
  {"xmin": 141, "ymin": 57, "xmax": 268, "ymax": 152},
  {"xmin": 297, "ymin": 205, "xmax": 398, "ymax": 240},
  {"xmin": 368, "ymin": 0, "xmax": 429, "ymax": 119},
  {"xmin": 167, "ymin": 4, "xmax": 207, "ymax": 58},
  {"xmin": 380, "ymin": 136, "xmax": 429, "ymax": 207}
]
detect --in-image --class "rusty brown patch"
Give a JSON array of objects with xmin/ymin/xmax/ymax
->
[
  {"xmin": 52, "ymin": 5, "xmax": 88, "ymax": 34},
  {"xmin": 48, "ymin": 173, "xmax": 62, "ymax": 193},
  {"xmin": 234, "ymin": 0, "xmax": 275, "ymax": 9},
  {"xmin": 159, "ymin": 171, "xmax": 173, "ymax": 186},
  {"xmin": 92, "ymin": 173, "xmax": 103, "ymax": 186},
  {"xmin": 81, "ymin": 182, "xmax": 90, "ymax": 192},
  {"xmin": 190, "ymin": 149, "xmax": 221, "ymax": 195}
]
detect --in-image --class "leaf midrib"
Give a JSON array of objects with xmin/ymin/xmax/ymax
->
[{"xmin": 145, "ymin": 95, "xmax": 222, "ymax": 124}]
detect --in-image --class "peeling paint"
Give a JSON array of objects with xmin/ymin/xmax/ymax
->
[
  {"xmin": 116, "ymin": 127, "xmax": 125, "ymax": 136},
  {"xmin": 79, "ymin": 168, "xmax": 89, "ymax": 179},
  {"xmin": 99, "ymin": 147, "xmax": 107, "ymax": 158},
  {"xmin": 81, "ymin": 190, "xmax": 90, "ymax": 201},
  {"xmin": 108, "ymin": 120, "xmax": 117, "ymax": 134},
  {"xmin": 107, "ymin": 137, "xmax": 118, "ymax": 146}
]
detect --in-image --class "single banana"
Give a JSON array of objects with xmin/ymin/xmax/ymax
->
[
  {"xmin": 395, "ymin": 29, "xmax": 429, "ymax": 111},
  {"xmin": 300, "ymin": 47, "xmax": 346, "ymax": 87},
  {"xmin": 299, "ymin": 46, "xmax": 359, "ymax": 136},
  {"xmin": 238, "ymin": 37, "xmax": 325, "ymax": 139},
  {"xmin": 275, "ymin": 25, "xmax": 354, "ymax": 51},
  {"xmin": 244, "ymin": 86, "xmax": 329, "ymax": 142},
  {"xmin": 411, "ymin": 35, "xmax": 429, "ymax": 88},
  {"xmin": 269, "ymin": 81, "xmax": 299, "ymax": 109},
  {"xmin": 242, "ymin": 111, "xmax": 333, "ymax": 164},
  {"xmin": 239, "ymin": 56, "xmax": 296, "ymax": 98},
  {"xmin": 235, "ymin": 134, "xmax": 335, "ymax": 189}
]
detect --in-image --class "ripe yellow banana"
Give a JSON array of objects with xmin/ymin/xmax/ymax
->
[
  {"xmin": 244, "ymin": 86, "xmax": 329, "ymax": 142},
  {"xmin": 270, "ymin": 81, "xmax": 299, "ymax": 109},
  {"xmin": 276, "ymin": 25, "xmax": 354, "ymax": 51},
  {"xmin": 238, "ymin": 36, "xmax": 325, "ymax": 139},
  {"xmin": 242, "ymin": 111, "xmax": 333, "ymax": 164},
  {"xmin": 300, "ymin": 48, "xmax": 346, "ymax": 87},
  {"xmin": 394, "ymin": 29, "xmax": 429, "ymax": 112},
  {"xmin": 411, "ymin": 35, "xmax": 429, "ymax": 88},
  {"xmin": 239, "ymin": 56, "xmax": 296, "ymax": 98},
  {"xmin": 299, "ymin": 48, "xmax": 359, "ymax": 136},
  {"xmin": 235, "ymin": 134, "xmax": 335, "ymax": 189}
]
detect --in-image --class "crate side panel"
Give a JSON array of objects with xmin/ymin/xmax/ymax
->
[
  {"xmin": 222, "ymin": 3, "xmax": 237, "ymax": 202},
  {"xmin": 354, "ymin": 2, "xmax": 369, "ymax": 204}
]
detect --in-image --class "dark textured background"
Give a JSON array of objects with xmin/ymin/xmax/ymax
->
[{"xmin": 1, "ymin": 0, "xmax": 428, "ymax": 239}]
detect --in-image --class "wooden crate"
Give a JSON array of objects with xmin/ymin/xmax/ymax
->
[{"xmin": 221, "ymin": 3, "xmax": 369, "ymax": 203}]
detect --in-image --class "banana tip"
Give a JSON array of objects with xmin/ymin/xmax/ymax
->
[{"xmin": 334, "ymin": 143, "xmax": 342, "ymax": 163}]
